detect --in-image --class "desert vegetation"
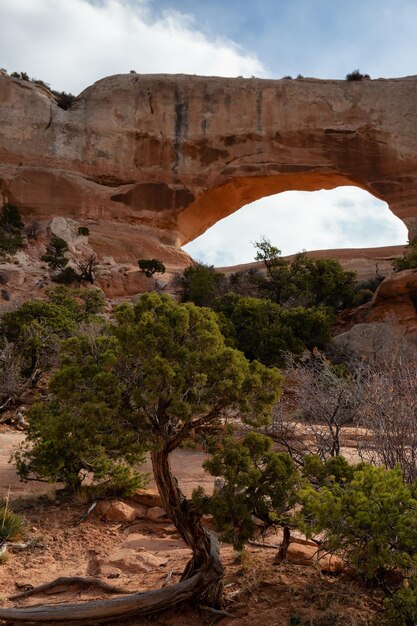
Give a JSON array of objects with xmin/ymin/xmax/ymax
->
[
  {"xmin": 2, "ymin": 237, "xmax": 417, "ymax": 624},
  {"xmin": 0, "ymin": 204, "xmax": 24, "ymax": 257},
  {"xmin": 9, "ymin": 71, "xmax": 76, "ymax": 109}
]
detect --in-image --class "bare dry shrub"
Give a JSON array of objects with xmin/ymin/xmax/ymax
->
[
  {"xmin": 358, "ymin": 355, "xmax": 417, "ymax": 482},
  {"xmin": 271, "ymin": 353, "xmax": 365, "ymax": 464}
]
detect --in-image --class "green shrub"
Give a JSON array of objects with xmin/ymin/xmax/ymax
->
[
  {"xmin": 383, "ymin": 578, "xmax": 417, "ymax": 625},
  {"xmin": 138, "ymin": 258, "xmax": 166, "ymax": 278},
  {"xmin": 1, "ymin": 286, "xmax": 104, "ymax": 342},
  {"xmin": 77, "ymin": 226, "xmax": 89, "ymax": 236},
  {"xmin": 182, "ymin": 263, "xmax": 226, "ymax": 307},
  {"xmin": 193, "ymin": 432, "xmax": 298, "ymax": 549},
  {"xmin": 52, "ymin": 266, "xmax": 79, "ymax": 284},
  {"xmin": 11, "ymin": 71, "xmax": 29, "ymax": 81},
  {"xmin": 213, "ymin": 293, "xmax": 333, "ymax": 366},
  {"xmin": 299, "ymin": 463, "xmax": 417, "ymax": 580},
  {"xmin": 52, "ymin": 90, "xmax": 75, "ymax": 110},
  {"xmin": 11, "ymin": 71, "xmax": 75, "ymax": 110},
  {"xmin": 353, "ymin": 288, "xmax": 374, "ymax": 306},
  {"xmin": 346, "ymin": 69, "xmax": 370, "ymax": 81},
  {"xmin": 0, "ymin": 204, "xmax": 24, "ymax": 255},
  {"xmin": 41, "ymin": 236, "xmax": 69, "ymax": 271},
  {"xmin": 0, "ymin": 506, "xmax": 24, "ymax": 544},
  {"xmin": 393, "ymin": 239, "xmax": 417, "ymax": 272},
  {"xmin": 254, "ymin": 239, "xmax": 356, "ymax": 309}
]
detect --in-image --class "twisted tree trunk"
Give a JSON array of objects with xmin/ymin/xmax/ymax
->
[
  {"xmin": 0, "ymin": 444, "xmax": 224, "ymax": 624},
  {"xmin": 151, "ymin": 444, "xmax": 224, "ymax": 607}
]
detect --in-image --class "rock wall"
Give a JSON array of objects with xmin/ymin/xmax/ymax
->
[{"xmin": 1, "ymin": 73, "xmax": 417, "ymax": 263}]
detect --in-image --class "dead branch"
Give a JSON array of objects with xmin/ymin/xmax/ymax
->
[
  {"xmin": 199, "ymin": 604, "xmax": 235, "ymax": 618},
  {"xmin": 73, "ymin": 501, "xmax": 97, "ymax": 526},
  {"xmin": 248, "ymin": 539, "xmax": 279, "ymax": 549},
  {"xmin": 161, "ymin": 569, "xmax": 173, "ymax": 588},
  {"xmin": 6, "ymin": 539, "xmax": 41, "ymax": 552},
  {"xmin": 9, "ymin": 576, "xmax": 133, "ymax": 601}
]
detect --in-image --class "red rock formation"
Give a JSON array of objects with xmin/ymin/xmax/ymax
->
[{"xmin": 1, "ymin": 72, "xmax": 417, "ymax": 263}]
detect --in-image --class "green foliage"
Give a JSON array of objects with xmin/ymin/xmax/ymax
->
[
  {"xmin": 1, "ymin": 300, "xmax": 77, "ymax": 343},
  {"xmin": 1, "ymin": 286, "xmax": 104, "ymax": 342},
  {"xmin": 41, "ymin": 236, "xmax": 69, "ymax": 271},
  {"xmin": 11, "ymin": 71, "xmax": 75, "ymax": 109},
  {"xmin": 299, "ymin": 463, "xmax": 417, "ymax": 580},
  {"xmin": 52, "ymin": 90, "xmax": 76, "ymax": 110},
  {"xmin": 254, "ymin": 239, "xmax": 356, "ymax": 310},
  {"xmin": 254, "ymin": 237, "xmax": 282, "ymax": 271},
  {"xmin": 15, "ymin": 293, "xmax": 282, "ymax": 490},
  {"xmin": 77, "ymin": 226, "xmax": 89, "ymax": 236},
  {"xmin": 302, "ymin": 454, "xmax": 357, "ymax": 487},
  {"xmin": 138, "ymin": 258, "xmax": 166, "ymax": 277},
  {"xmin": 352, "ymin": 288, "xmax": 374, "ymax": 306},
  {"xmin": 14, "ymin": 331, "xmax": 147, "ymax": 490},
  {"xmin": 11, "ymin": 71, "xmax": 30, "ymax": 81},
  {"xmin": 182, "ymin": 263, "xmax": 226, "ymax": 307},
  {"xmin": 346, "ymin": 69, "xmax": 371, "ymax": 80},
  {"xmin": 52, "ymin": 266, "xmax": 79, "ymax": 284},
  {"xmin": 214, "ymin": 293, "xmax": 333, "ymax": 366},
  {"xmin": 0, "ymin": 506, "xmax": 24, "ymax": 544},
  {"xmin": 383, "ymin": 577, "xmax": 417, "ymax": 625},
  {"xmin": 0, "ymin": 204, "xmax": 24, "ymax": 255},
  {"xmin": 46, "ymin": 285, "xmax": 104, "ymax": 316},
  {"xmin": 193, "ymin": 432, "xmax": 299, "ymax": 548},
  {"xmin": 393, "ymin": 239, "xmax": 417, "ymax": 272}
]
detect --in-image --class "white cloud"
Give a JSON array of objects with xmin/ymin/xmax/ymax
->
[
  {"xmin": 183, "ymin": 188, "xmax": 408, "ymax": 267},
  {"xmin": 0, "ymin": 0, "xmax": 266, "ymax": 94}
]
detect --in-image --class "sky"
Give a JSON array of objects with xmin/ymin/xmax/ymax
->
[{"xmin": 0, "ymin": 0, "xmax": 411, "ymax": 265}]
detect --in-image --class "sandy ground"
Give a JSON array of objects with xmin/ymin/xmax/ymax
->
[{"xmin": 0, "ymin": 426, "xmax": 382, "ymax": 625}]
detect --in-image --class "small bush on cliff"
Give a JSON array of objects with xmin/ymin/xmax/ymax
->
[
  {"xmin": 41, "ymin": 236, "xmax": 69, "ymax": 271},
  {"xmin": 393, "ymin": 239, "xmax": 417, "ymax": 271},
  {"xmin": 10, "ymin": 71, "xmax": 75, "ymax": 110},
  {"xmin": 0, "ymin": 204, "xmax": 24, "ymax": 256},
  {"xmin": 346, "ymin": 69, "xmax": 371, "ymax": 81},
  {"xmin": 77, "ymin": 226, "xmax": 89, "ymax": 236},
  {"xmin": 138, "ymin": 258, "xmax": 166, "ymax": 278}
]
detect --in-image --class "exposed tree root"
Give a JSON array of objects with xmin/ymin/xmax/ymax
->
[
  {"xmin": 9, "ymin": 576, "xmax": 133, "ymax": 601},
  {"xmin": 0, "ymin": 574, "xmax": 200, "ymax": 623}
]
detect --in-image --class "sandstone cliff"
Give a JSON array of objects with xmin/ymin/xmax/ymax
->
[{"xmin": 1, "ymin": 72, "xmax": 417, "ymax": 264}]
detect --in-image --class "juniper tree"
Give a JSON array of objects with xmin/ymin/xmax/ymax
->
[{"xmin": 14, "ymin": 293, "xmax": 283, "ymax": 608}]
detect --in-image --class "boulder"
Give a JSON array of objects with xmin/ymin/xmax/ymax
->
[
  {"xmin": 147, "ymin": 506, "xmax": 169, "ymax": 523},
  {"xmin": 334, "ymin": 322, "xmax": 417, "ymax": 363},
  {"xmin": 286, "ymin": 541, "xmax": 344, "ymax": 573},
  {"xmin": 131, "ymin": 488, "xmax": 163, "ymax": 508},
  {"xmin": 102, "ymin": 548, "xmax": 168, "ymax": 575},
  {"xmin": 95, "ymin": 500, "xmax": 136, "ymax": 523}
]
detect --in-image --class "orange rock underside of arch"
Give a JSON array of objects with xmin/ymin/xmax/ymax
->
[
  {"xmin": 177, "ymin": 173, "xmax": 371, "ymax": 245},
  {"xmin": 1, "ymin": 72, "xmax": 417, "ymax": 262}
]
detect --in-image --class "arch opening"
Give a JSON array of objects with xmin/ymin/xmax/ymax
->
[{"xmin": 183, "ymin": 186, "xmax": 408, "ymax": 268}]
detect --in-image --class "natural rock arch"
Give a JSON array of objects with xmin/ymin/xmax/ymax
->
[{"xmin": 1, "ymin": 72, "xmax": 417, "ymax": 264}]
